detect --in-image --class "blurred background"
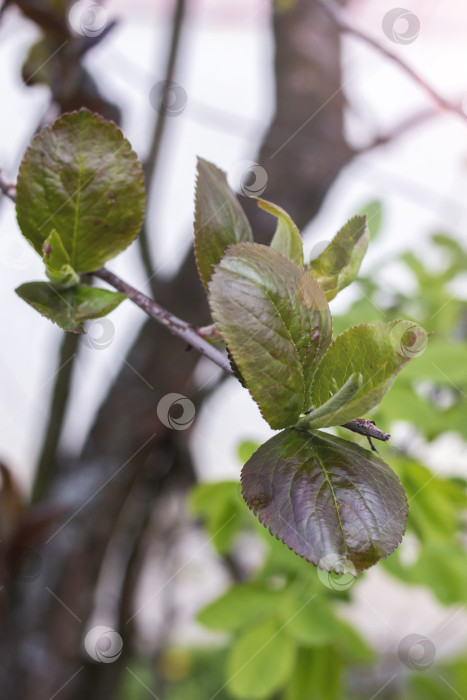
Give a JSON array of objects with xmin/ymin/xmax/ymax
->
[{"xmin": 1, "ymin": 0, "xmax": 467, "ymax": 698}]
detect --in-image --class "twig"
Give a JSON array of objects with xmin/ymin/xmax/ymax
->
[
  {"xmin": 357, "ymin": 108, "xmax": 438, "ymax": 154},
  {"xmin": 138, "ymin": 0, "xmax": 187, "ymax": 285},
  {"xmin": 316, "ymin": 0, "xmax": 466, "ymax": 122},
  {"xmin": 94, "ymin": 267, "xmax": 390, "ymax": 444},
  {"xmin": 341, "ymin": 418, "xmax": 390, "ymax": 443},
  {"xmin": 94, "ymin": 267, "xmax": 234, "ymax": 376},
  {"xmin": 0, "ymin": 172, "xmax": 16, "ymax": 201}
]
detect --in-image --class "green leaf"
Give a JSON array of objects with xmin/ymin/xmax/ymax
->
[
  {"xmin": 308, "ymin": 215, "xmax": 369, "ymax": 300},
  {"xmin": 297, "ymin": 372, "xmax": 362, "ymax": 428},
  {"xmin": 197, "ymin": 584, "xmax": 280, "ymax": 633},
  {"xmin": 237, "ymin": 440, "xmax": 260, "ymax": 464},
  {"xmin": 42, "ymin": 229, "xmax": 79, "ymax": 287},
  {"xmin": 189, "ymin": 481, "xmax": 245, "ymax": 554},
  {"xmin": 256, "ymin": 197, "xmax": 304, "ymax": 266},
  {"xmin": 241, "ymin": 429, "xmax": 408, "ymax": 574},
  {"xmin": 209, "ymin": 243, "xmax": 332, "ymax": 429},
  {"xmin": 227, "ymin": 616, "xmax": 295, "ymax": 699},
  {"xmin": 279, "ymin": 594, "xmax": 337, "ymax": 647},
  {"xmin": 391, "ymin": 458, "xmax": 467, "ymax": 543},
  {"xmin": 194, "ymin": 158, "xmax": 253, "ymax": 291},
  {"xmin": 16, "ymin": 109, "xmax": 145, "ymax": 272},
  {"xmin": 285, "ymin": 648, "xmax": 341, "ymax": 700},
  {"xmin": 309, "ymin": 320, "xmax": 428, "ymax": 428},
  {"xmin": 15, "ymin": 282, "xmax": 126, "ymax": 333}
]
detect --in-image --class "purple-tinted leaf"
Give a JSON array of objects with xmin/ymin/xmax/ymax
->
[
  {"xmin": 209, "ymin": 243, "xmax": 332, "ymax": 429},
  {"xmin": 241, "ymin": 429, "xmax": 408, "ymax": 574},
  {"xmin": 194, "ymin": 158, "xmax": 253, "ymax": 291}
]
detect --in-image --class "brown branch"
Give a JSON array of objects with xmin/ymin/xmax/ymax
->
[
  {"xmin": 0, "ymin": 172, "xmax": 16, "ymax": 201},
  {"xmin": 356, "ymin": 107, "xmax": 439, "ymax": 154},
  {"xmin": 316, "ymin": 0, "xmax": 465, "ymax": 121},
  {"xmin": 94, "ymin": 266, "xmax": 390, "ymax": 444},
  {"xmin": 341, "ymin": 418, "xmax": 390, "ymax": 443},
  {"xmin": 94, "ymin": 266, "xmax": 234, "ymax": 376}
]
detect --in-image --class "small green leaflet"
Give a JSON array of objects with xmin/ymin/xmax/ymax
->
[
  {"xmin": 308, "ymin": 215, "xmax": 369, "ymax": 301},
  {"xmin": 255, "ymin": 197, "xmax": 304, "ymax": 266},
  {"xmin": 16, "ymin": 282, "xmax": 126, "ymax": 333}
]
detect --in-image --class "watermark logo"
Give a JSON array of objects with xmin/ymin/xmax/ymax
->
[
  {"xmin": 317, "ymin": 553, "xmax": 357, "ymax": 591},
  {"xmin": 230, "ymin": 161, "xmax": 268, "ymax": 197},
  {"xmin": 390, "ymin": 320, "xmax": 427, "ymax": 359},
  {"xmin": 157, "ymin": 393, "xmax": 195, "ymax": 430},
  {"xmin": 382, "ymin": 8, "xmax": 420, "ymax": 45},
  {"xmin": 0, "ymin": 233, "xmax": 35, "ymax": 270},
  {"xmin": 84, "ymin": 626, "xmax": 123, "ymax": 663},
  {"xmin": 149, "ymin": 81, "xmax": 188, "ymax": 117},
  {"xmin": 82, "ymin": 318, "xmax": 115, "ymax": 350},
  {"xmin": 398, "ymin": 634, "xmax": 436, "ymax": 670},
  {"xmin": 8, "ymin": 546, "xmax": 43, "ymax": 582},
  {"xmin": 68, "ymin": 1, "xmax": 108, "ymax": 38}
]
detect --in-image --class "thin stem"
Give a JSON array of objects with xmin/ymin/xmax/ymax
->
[
  {"xmin": 94, "ymin": 267, "xmax": 234, "ymax": 376},
  {"xmin": 138, "ymin": 0, "xmax": 187, "ymax": 284},
  {"xmin": 95, "ymin": 266, "xmax": 390, "ymax": 444},
  {"xmin": 0, "ymin": 172, "xmax": 16, "ymax": 201},
  {"xmin": 316, "ymin": 0, "xmax": 465, "ymax": 121}
]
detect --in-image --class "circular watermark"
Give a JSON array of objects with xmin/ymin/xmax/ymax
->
[
  {"xmin": 398, "ymin": 634, "xmax": 436, "ymax": 670},
  {"xmin": 230, "ymin": 161, "xmax": 268, "ymax": 197},
  {"xmin": 8, "ymin": 546, "xmax": 43, "ymax": 582},
  {"xmin": 68, "ymin": 0, "xmax": 108, "ymax": 37},
  {"xmin": 157, "ymin": 393, "xmax": 195, "ymax": 430},
  {"xmin": 317, "ymin": 553, "xmax": 357, "ymax": 591},
  {"xmin": 382, "ymin": 8, "xmax": 420, "ymax": 45},
  {"xmin": 0, "ymin": 233, "xmax": 35, "ymax": 270},
  {"xmin": 84, "ymin": 626, "xmax": 123, "ymax": 663},
  {"xmin": 309, "ymin": 240, "xmax": 348, "ymax": 276},
  {"xmin": 390, "ymin": 320, "xmax": 427, "ymax": 359},
  {"xmin": 149, "ymin": 81, "xmax": 188, "ymax": 117},
  {"xmin": 82, "ymin": 318, "xmax": 115, "ymax": 350}
]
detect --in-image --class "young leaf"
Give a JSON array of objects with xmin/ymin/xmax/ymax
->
[
  {"xmin": 194, "ymin": 158, "xmax": 253, "ymax": 291},
  {"xmin": 227, "ymin": 616, "xmax": 296, "ymax": 699},
  {"xmin": 16, "ymin": 109, "xmax": 145, "ymax": 272},
  {"xmin": 15, "ymin": 282, "xmax": 126, "ymax": 333},
  {"xmin": 308, "ymin": 215, "xmax": 369, "ymax": 300},
  {"xmin": 241, "ymin": 428, "xmax": 408, "ymax": 574},
  {"xmin": 42, "ymin": 230, "xmax": 79, "ymax": 287},
  {"xmin": 296, "ymin": 372, "xmax": 362, "ymax": 428},
  {"xmin": 256, "ymin": 197, "xmax": 304, "ymax": 266},
  {"xmin": 308, "ymin": 320, "xmax": 428, "ymax": 428},
  {"xmin": 209, "ymin": 243, "xmax": 332, "ymax": 429}
]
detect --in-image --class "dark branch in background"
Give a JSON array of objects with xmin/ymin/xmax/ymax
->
[
  {"xmin": 95, "ymin": 266, "xmax": 391, "ymax": 444},
  {"xmin": 315, "ymin": 0, "xmax": 466, "ymax": 121},
  {"xmin": 138, "ymin": 0, "xmax": 187, "ymax": 286},
  {"xmin": 31, "ymin": 333, "xmax": 79, "ymax": 504}
]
